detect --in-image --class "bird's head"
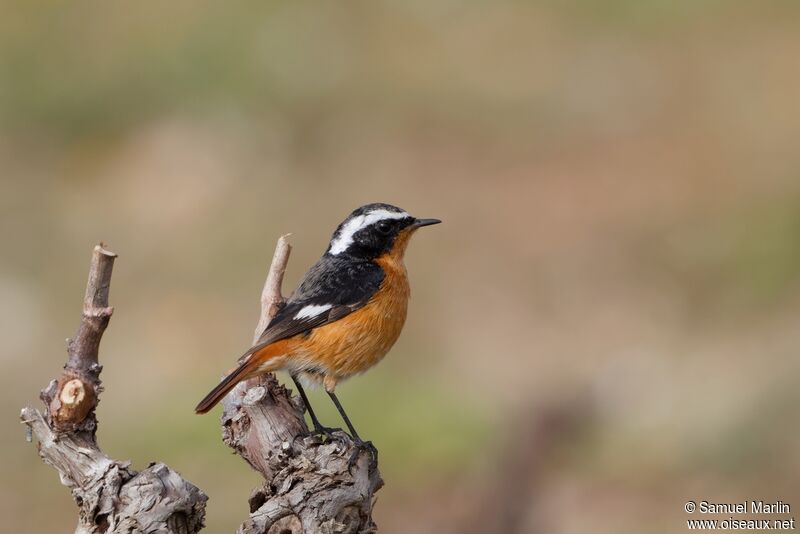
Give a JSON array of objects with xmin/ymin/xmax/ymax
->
[{"xmin": 326, "ymin": 203, "xmax": 440, "ymax": 260}]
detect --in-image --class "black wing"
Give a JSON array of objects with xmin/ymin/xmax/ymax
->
[{"xmin": 237, "ymin": 256, "xmax": 384, "ymax": 362}]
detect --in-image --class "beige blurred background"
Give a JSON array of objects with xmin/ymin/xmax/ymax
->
[{"xmin": 3, "ymin": 2, "xmax": 800, "ymax": 532}]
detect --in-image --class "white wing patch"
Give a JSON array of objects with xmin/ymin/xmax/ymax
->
[
  {"xmin": 329, "ymin": 208, "xmax": 409, "ymax": 255},
  {"xmin": 294, "ymin": 303, "xmax": 333, "ymax": 320}
]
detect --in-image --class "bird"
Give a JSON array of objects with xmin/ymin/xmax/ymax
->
[{"xmin": 195, "ymin": 202, "xmax": 440, "ymax": 444}]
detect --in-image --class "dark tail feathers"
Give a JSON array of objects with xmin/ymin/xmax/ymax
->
[{"xmin": 194, "ymin": 360, "xmax": 252, "ymax": 414}]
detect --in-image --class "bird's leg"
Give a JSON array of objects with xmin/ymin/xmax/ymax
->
[
  {"xmin": 326, "ymin": 390, "xmax": 361, "ymax": 440},
  {"xmin": 290, "ymin": 375, "xmax": 340, "ymax": 436},
  {"xmin": 326, "ymin": 390, "xmax": 378, "ymax": 470}
]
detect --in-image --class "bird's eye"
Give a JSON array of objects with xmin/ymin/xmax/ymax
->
[{"xmin": 376, "ymin": 221, "xmax": 392, "ymax": 234}]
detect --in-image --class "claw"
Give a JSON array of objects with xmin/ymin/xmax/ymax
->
[
  {"xmin": 310, "ymin": 424, "xmax": 343, "ymax": 438},
  {"xmin": 347, "ymin": 439, "xmax": 378, "ymax": 473},
  {"xmin": 304, "ymin": 423, "xmax": 377, "ymax": 473},
  {"xmin": 308, "ymin": 425, "xmax": 354, "ymax": 453}
]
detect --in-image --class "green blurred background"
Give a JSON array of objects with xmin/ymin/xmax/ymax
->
[{"xmin": 3, "ymin": 1, "xmax": 800, "ymax": 532}]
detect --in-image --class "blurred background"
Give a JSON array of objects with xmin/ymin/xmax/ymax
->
[{"xmin": 2, "ymin": 1, "xmax": 800, "ymax": 532}]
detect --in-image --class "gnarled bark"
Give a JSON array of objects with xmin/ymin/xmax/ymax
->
[
  {"xmin": 21, "ymin": 240, "xmax": 383, "ymax": 533},
  {"xmin": 221, "ymin": 235, "xmax": 384, "ymax": 534},
  {"xmin": 20, "ymin": 244, "xmax": 207, "ymax": 534}
]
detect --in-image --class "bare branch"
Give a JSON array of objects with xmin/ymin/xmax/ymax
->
[
  {"xmin": 21, "ymin": 238, "xmax": 382, "ymax": 533},
  {"xmin": 253, "ymin": 233, "xmax": 292, "ymax": 343},
  {"xmin": 221, "ymin": 235, "xmax": 383, "ymax": 534},
  {"xmin": 67, "ymin": 243, "xmax": 116, "ymax": 370},
  {"xmin": 21, "ymin": 244, "xmax": 207, "ymax": 533},
  {"xmin": 46, "ymin": 244, "xmax": 116, "ymax": 430}
]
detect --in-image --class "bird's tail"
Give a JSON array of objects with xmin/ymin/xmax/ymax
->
[
  {"xmin": 195, "ymin": 340, "xmax": 289, "ymax": 414},
  {"xmin": 194, "ymin": 360, "xmax": 253, "ymax": 414}
]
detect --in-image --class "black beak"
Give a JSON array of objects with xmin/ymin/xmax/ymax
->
[{"xmin": 411, "ymin": 218, "xmax": 442, "ymax": 228}]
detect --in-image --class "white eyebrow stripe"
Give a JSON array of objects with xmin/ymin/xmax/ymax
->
[
  {"xmin": 328, "ymin": 209, "xmax": 409, "ymax": 255},
  {"xmin": 294, "ymin": 303, "xmax": 333, "ymax": 320}
]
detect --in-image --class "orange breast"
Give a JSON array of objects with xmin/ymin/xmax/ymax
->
[
  {"xmin": 283, "ymin": 247, "xmax": 409, "ymax": 388},
  {"xmin": 305, "ymin": 256, "xmax": 409, "ymax": 381}
]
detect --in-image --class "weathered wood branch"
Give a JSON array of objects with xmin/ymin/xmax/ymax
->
[
  {"xmin": 221, "ymin": 235, "xmax": 383, "ymax": 534},
  {"xmin": 21, "ymin": 240, "xmax": 382, "ymax": 533},
  {"xmin": 20, "ymin": 244, "xmax": 207, "ymax": 534}
]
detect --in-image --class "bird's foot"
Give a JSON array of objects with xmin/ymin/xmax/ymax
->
[
  {"xmin": 347, "ymin": 438, "xmax": 378, "ymax": 473},
  {"xmin": 304, "ymin": 424, "xmax": 376, "ymax": 471},
  {"xmin": 293, "ymin": 424, "xmax": 343, "ymax": 449},
  {"xmin": 310, "ymin": 423, "xmax": 343, "ymax": 438},
  {"xmin": 308, "ymin": 424, "xmax": 354, "ymax": 448}
]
